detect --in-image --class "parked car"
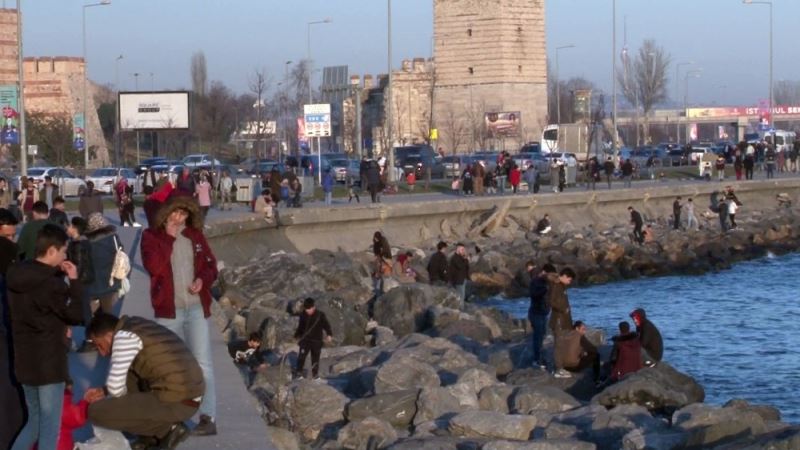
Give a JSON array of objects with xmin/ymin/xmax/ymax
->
[
  {"xmin": 328, "ymin": 158, "xmax": 360, "ymax": 182},
  {"xmin": 519, "ymin": 142, "xmax": 542, "ymax": 154},
  {"xmin": 26, "ymin": 167, "xmax": 87, "ymax": 197},
  {"xmin": 149, "ymin": 160, "xmax": 183, "ymax": 173},
  {"xmin": 441, "ymin": 155, "xmax": 474, "ymax": 178},
  {"xmin": 667, "ymin": 149, "xmax": 688, "ymax": 166},
  {"xmin": 182, "ymin": 154, "xmax": 223, "ymax": 168},
  {"xmin": 86, "ymin": 168, "xmax": 139, "ymax": 194},
  {"xmin": 250, "ymin": 160, "xmax": 286, "ymax": 176},
  {"xmin": 395, "ymin": 145, "xmax": 444, "ymax": 179},
  {"xmin": 135, "ymin": 156, "xmax": 167, "ymax": 175},
  {"xmin": 631, "ymin": 147, "xmax": 667, "ymax": 168}
]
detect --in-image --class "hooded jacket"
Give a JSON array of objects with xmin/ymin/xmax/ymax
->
[
  {"xmin": 7, "ymin": 260, "xmax": 83, "ymax": 385},
  {"xmin": 611, "ymin": 332, "xmax": 643, "ymax": 381},
  {"xmin": 631, "ymin": 308, "xmax": 663, "ymax": 361},
  {"xmin": 140, "ymin": 195, "xmax": 218, "ymax": 319},
  {"xmin": 546, "ymin": 274, "xmax": 572, "ymax": 334},
  {"xmin": 84, "ymin": 225, "xmax": 121, "ymax": 299}
]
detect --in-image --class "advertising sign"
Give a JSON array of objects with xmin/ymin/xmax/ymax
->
[
  {"xmin": 73, "ymin": 113, "xmax": 85, "ymax": 150},
  {"xmin": 485, "ymin": 111, "xmax": 521, "ymax": 138},
  {"xmin": 303, "ymin": 104, "xmax": 331, "ymax": 138},
  {"xmin": 0, "ymin": 85, "xmax": 19, "ymax": 145},
  {"xmin": 119, "ymin": 91, "xmax": 191, "ymax": 131}
]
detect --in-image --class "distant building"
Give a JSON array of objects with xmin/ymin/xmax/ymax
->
[{"xmin": 432, "ymin": 0, "xmax": 548, "ymax": 153}]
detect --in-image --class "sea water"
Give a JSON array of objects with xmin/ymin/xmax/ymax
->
[{"xmin": 485, "ymin": 253, "xmax": 800, "ymax": 423}]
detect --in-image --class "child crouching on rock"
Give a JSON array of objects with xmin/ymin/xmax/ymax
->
[
  {"xmin": 293, "ymin": 298, "xmax": 332, "ymax": 381},
  {"xmin": 228, "ymin": 332, "xmax": 268, "ymax": 386}
]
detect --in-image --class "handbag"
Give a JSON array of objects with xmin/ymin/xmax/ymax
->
[{"xmin": 110, "ymin": 235, "xmax": 131, "ymax": 296}]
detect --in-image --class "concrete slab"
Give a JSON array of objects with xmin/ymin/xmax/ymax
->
[{"xmin": 68, "ymin": 225, "xmax": 276, "ymax": 450}]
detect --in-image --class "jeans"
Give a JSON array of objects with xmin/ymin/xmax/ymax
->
[
  {"xmin": 455, "ymin": 282, "xmax": 466, "ymax": 308},
  {"xmin": 623, "ymin": 175, "xmax": 632, "ymax": 188},
  {"xmin": 528, "ymin": 313, "xmax": 548, "ymax": 366},
  {"xmin": 324, "ymin": 192, "xmax": 332, "ymax": 205},
  {"xmin": 296, "ymin": 341, "xmax": 323, "ymax": 378},
  {"xmin": 12, "ymin": 382, "xmax": 65, "ymax": 450},
  {"xmin": 687, "ymin": 212, "xmax": 698, "ymax": 230},
  {"xmin": 155, "ymin": 304, "xmax": 215, "ymax": 418}
]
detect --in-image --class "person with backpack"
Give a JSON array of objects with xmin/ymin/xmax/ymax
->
[{"xmin": 293, "ymin": 298, "xmax": 333, "ymax": 380}]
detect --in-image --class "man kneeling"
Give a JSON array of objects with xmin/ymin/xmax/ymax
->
[{"xmin": 83, "ymin": 313, "xmax": 205, "ymax": 450}]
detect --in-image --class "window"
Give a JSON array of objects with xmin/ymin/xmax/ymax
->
[
  {"xmin": 518, "ymin": 65, "xmax": 522, "ymax": 73},
  {"xmin": 468, "ymin": 67, "xmax": 474, "ymax": 74},
  {"xmin": 467, "ymin": 28, "xmax": 472, "ymax": 37}
]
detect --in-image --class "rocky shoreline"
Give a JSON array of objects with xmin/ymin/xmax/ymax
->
[{"xmin": 215, "ymin": 196, "xmax": 800, "ymax": 449}]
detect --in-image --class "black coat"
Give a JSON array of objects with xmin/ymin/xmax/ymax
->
[
  {"xmin": 637, "ymin": 318, "xmax": 663, "ymax": 361},
  {"xmin": 294, "ymin": 309, "xmax": 332, "ymax": 345},
  {"xmin": 7, "ymin": 260, "xmax": 83, "ymax": 385},
  {"xmin": 528, "ymin": 274, "xmax": 549, "ymax": 316},
  {"xmin": 0, "ymin": 237, "xmax": 17, "ymax": 277},
  {"xmin": 67, "ymin": 239, "xmax": 95, "ymax": 286},
  {"xmin": 85, "ymin": 227, "xmax": 121, "ymax": 298},
  {"xmin": 427, "ymin": 251, "xmax": 449, "ymax": 284},
  {"xmin": 449, "ymin": 253, "xmax": 469, "ymax": 285}
]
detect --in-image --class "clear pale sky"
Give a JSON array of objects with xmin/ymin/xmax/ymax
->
[{"xmin": 20, "ymin": 0, "xmax": 797, "ymax": 107}]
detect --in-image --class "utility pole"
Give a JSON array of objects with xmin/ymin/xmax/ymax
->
[
  {"xmin": 16, "ymin": 0, "xmax": 27, "ymax": 175},
  {"xmin": 387, "ymin": 0, "xmax": 395, "ymax": 182}
]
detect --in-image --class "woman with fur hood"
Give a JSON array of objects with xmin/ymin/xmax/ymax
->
[{"xmin": 140, "ymin": 194, "xmax": 220, "ymax": 436}]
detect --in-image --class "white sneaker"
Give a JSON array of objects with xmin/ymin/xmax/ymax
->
[
  {"xmin": 123, "ymin": 223, "xmax": 130, "ymax": 227},
  {"xmin": 132, "ymin": 222, "xmax": 142, "ymax": 227},
  {"xmin": 554, "ymin": 369, "xmax": 572, "ymax": 379}
]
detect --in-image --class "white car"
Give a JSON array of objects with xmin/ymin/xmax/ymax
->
[
  {"xmin": 26, "ymin": 167, "xmax": 87, "ymax": 197},
  {"xmin": 86, "ymin": 168, "xmax": 140, "ymax": 195},
  {"xmin": 182, "ymin": 154, "xmax": 222, "ymax": 168}
]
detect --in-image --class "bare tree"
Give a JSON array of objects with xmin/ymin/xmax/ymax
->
[
  {"xmin": 249, "ymin": 68, "xmax": 272, "ymax": 161},
  {"xmin": 776, "ymin": 80, "xmax": 800, "ymax": 105},
  {"xmin": 440, "ymin": 104, "xmax": 467, "ymax": 155},
  {"xmin": 191, "ymin": 51, "xmax": 208, "ymax": 98},
  {"xmin": 617, "ymin": 40, "xmax": 671, "ymax": 144}
]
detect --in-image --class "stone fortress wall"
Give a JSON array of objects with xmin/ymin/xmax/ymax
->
[{"xmin": 0, "ymin": 8, "xmax": 109, "ymax": 167}]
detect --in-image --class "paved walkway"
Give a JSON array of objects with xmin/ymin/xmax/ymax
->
[{"xmin": 68, "ymin": 224, "xmax": 275, "ymax": 449}]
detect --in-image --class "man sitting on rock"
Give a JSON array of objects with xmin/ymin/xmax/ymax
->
[
  {"xmin": 293, "ymin": 298, "xmax": 333, "ymax": 381},
  {"xmin": 609, "ymin": 321, "xmax": 643, "ymax": 382},
  {"xmin": 630, "ymin": 308, "xmax": 663, "ymax": 366},
  {"xmin": 535, "ymin": 214, "xmax": 551, "ymax": 235},
  {"xmin": 83, "ymin": 313, "xmax": 205, "ymax": 450},
  {"xmin": 555, "ymin": 321, "xmax": 600, "ymax": 382}
]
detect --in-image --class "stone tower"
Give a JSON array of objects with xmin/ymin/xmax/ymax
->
[{"xmin": 433, "ymin": 0, "xmax": 548, "ymax": 153}]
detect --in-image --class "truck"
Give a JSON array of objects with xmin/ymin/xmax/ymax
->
[{"xmin": 541, "ymin": 123, "xmax": 596, "ymax": 164}]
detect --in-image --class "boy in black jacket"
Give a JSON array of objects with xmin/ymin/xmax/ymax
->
[
  {"xmin": 293, "ymin": 298, "xmax": 332, "ymax": 380},
  {"xmin": 7, "ymin": 224, "xmax": 83, "ymax": 450}
]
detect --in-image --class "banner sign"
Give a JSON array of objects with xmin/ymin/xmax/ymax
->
[
  {"xmin": 73, "ymin": 113, "xmax": 85, "ymax": 150},
  {"xmin": 303, "ymin": 104, "xmax": 331, "ymax": 138},
  {"xmin": 687, "ymin": 105, "xmax": 800, "ymax": 119},
  {"xmin": 0, "ymin": 85, "xmax": 19, "ymax": 145},
  {"xmin": 485, "ymin": 111, "xmax": 521, "ymax": 138}
]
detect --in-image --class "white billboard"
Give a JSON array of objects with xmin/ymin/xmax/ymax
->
[
  {"xmin": 303, "ymin": 103, "xmax": 331, "ymax": 137},
  {"xmin": 119, "ymin": 91, "xmax": 190, "ymax": 131}
]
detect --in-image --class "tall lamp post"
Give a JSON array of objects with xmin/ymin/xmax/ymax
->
[
  {"xmin": 307, "ymin": 18, "xmax": 331, "ymax": 184},
  {"xmin": 555, "ymin": 44, "xmax": 575, "ymax": 125},
  {"xmin": 82, "ymin": 0, "xmax": 110, "ymax": 172},
  {"xmin": 683, "ymin": 69, "xmax": 702, "ymax": 144},
  {"xmin": 611, "ymin": 0, "xmax": 618, "ymax": 151},
  {"xmin": 675, "ymin": 61, "xmax": 693, "ymax": 143},
  {"xmin": 387, "ymin": 0, "xmax": 395, "ymax": 182},
  {"xmin": 16, "ymin": 0, "xmax": 27, "ymax": 175},
  {"xmin": 114, "ymin": 54, "xmax": 123, "ymax": 167},
  {"xmin": 743, "ymin": 0, "xmax": 773, "ymax": 143}
]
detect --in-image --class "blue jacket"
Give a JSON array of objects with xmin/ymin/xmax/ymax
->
[
  {"xmin": 322, "ymin": 172, "xmax": 334, "ymax": 193},
  {"xmin": 528, "ymin": 274, "xmax": 549, "ymax": 316}
]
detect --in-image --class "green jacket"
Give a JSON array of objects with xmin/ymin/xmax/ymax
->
[{"xmin": 17, "ymin": 219, "xmax": 49, "ymax": 261}]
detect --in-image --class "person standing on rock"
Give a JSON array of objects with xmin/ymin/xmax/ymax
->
[
  {"xmin": 527, "ymin": 262, "xmax": 555, "ymax": 370},
  {"xmin": 427, "ymin": 241, "xmax": 449, "ymax": 286},
  {"xmin": 547, "ymin": 267, "xmax": 575, "ymax": 378},
  {"xmin": 609, "ymin": 321, "xmax": 643, "ymax": 382},
  {"xmin": 628, "ymin": 206, "xmax": 644, "ymax": 244},
  {"xmin": 294, "ymin": 298, "xmax": 333, "ymax": 380},
  {"xmin": 672, "ymin": 197, "xmax": 682, "ymax": 230},
  {"xmin": 372, "ymin": 232, "xmax": 392, "ymax": 293},
  {"xmin": 448, "ymin": 243, "xmax": 470, "ymax": 307},
  {"xmin": 713, "ymin": 191, "xmax": 729, "ymax": 232},
  {"xmin": 685, "ymin": 198, "xmax": 699, "ymax": 231},
  {"xmin": 140, "ymin": 195, "xmax": 219, "ymax": 437},
  {"xmin": 630, "ymin": 308, "xmax": 663, "ymax": 366},
  {"xmin": 603, "ymin": 157, "xmax": 615, "ymax": 189}
]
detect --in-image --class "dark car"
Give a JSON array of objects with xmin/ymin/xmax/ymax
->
[
  {"xmin": 135, "ymin": 157, "xmax": 167, "ymax": 175},
  {"xmin": 667, "ymin": 149, "xmax": 688, "ymax": 166},
  {"xmin": 395, "ymin": 145, "xmax": 444, "ymax": 179},
  {"xmin": 519, "ymin": 142, "xmax": 542, "ymax": 154}
]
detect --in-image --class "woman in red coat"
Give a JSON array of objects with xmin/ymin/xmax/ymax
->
[{"xmin": 509, "ymin": 164, "xmax": 522, "ymax": 194}]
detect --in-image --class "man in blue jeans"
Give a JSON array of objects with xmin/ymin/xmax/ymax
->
[
  {"xmin": 7, "ymin": 224, "xmax": 83, "ymax": 450},
  {"xmin": 526, "ymin": 262, "xmax": 556, "ymax": 370}
]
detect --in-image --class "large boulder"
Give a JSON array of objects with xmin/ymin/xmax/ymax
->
[
  {"xmin": 554, "ymin": 404, "xmax": 667, "ymax": 450},
  {"xmin": 448, "ymin": 410, "xmax": 539, "ymax": 441},
  {"xmin": 337, "ymin": 417, "xmax": 398, "ymax": 450},
  {"xmin": 672, "ymin": 403, "xmax": 768, "ymax": 448},
  {"xmin": 386, "ymin": 437, "xmax": 487, "ymax": 450},
  {"xmin": 722, "ymin": 398, "xmax": 781, "ymax": 422},
  {"xmin": 509, "ymin": 386, "xmax": 581, "ymax": 414},
  {"xmin": 481, "ymin": 440, "xmax": 597, "ymax": 450},
  {"xmin": 711, "ymin": 425, "xmax": 800, "ymax": 450},
  {"xmin": 266, "ymin": 426, "xmax": 301, "ymax": 450},
  {"xmin": 345, "ymin": 390, "xmax": 420, "ymax": 428},
  {"xmin": 478, "ymin": 384, "xmax": 515, "ymax": 414},
  {"xmin": 414, "ymin": 383, "xmax": 480, "ymax": 425},
  {"xmin": 591, "ymin": 364, "xmax": 704, "ymax": 412},
  {"xmin": 373, "ymin": 354, "xmax": 441, "ymax": 394},
  {"xmin": 264, "ymin": 380, "xmax": 348, "ymax": 441},
  {"xmin": 373, "ymin": 284, "xmax": 462, "ymax": 336}
]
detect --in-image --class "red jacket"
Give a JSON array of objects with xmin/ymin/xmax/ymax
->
[
  {"xmin": 611, "ymin": 333, "xmax": 643, "ymax": 381},
  {"xmin": 141, "ymin": 225, "xmax": 218, "ymax": 319},
  {"xmin": 509, "ymin": 168, "xmax": 521, "ymax": 186},
  {"xmin": 32, "ymin": 389, "xmax": 88, "ymax": 450}
]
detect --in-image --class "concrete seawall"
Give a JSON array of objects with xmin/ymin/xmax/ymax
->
[{"xmin": 206, "ymin": 179, "xmax": 800, "ymax": 266}]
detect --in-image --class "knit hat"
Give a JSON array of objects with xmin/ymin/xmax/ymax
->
[{"xmin": 86, "ymin": 213, "xmax": 110, "ymax": 234}]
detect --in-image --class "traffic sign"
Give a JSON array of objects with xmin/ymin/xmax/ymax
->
[
  {"xmin": 27, "ymin": 144, "xmax": 37, "ymax": 155},
  {"xmin": 303, "ymin": 104, "xmax": 331, "ymax": 137}
]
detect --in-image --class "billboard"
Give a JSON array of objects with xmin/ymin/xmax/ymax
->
[
  {"xmin": 485, "ymin": 111, "xmax": 521, "ymax": 138},
  {"xmin": 119, "ymin": 91, "xmax": 190, "ymax": 131},
  {"xmin": 0, "ymin": 85, "xmax": 19, "ymax": 145},
  {"xmin": 73, "ymin": 113, "xmax": 85, "ymax": 150}
]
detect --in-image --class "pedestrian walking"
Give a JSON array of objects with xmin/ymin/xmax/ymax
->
[
  {"xmin": 218, "ymin": 170, "xmax": 233, "ymax": 211},
  {"xmin": 461, "ymin": 165, "xmax": 474, "ymax": 196},
  {"xmin": 322, "ymin": 168, "xmax": 334, "ymax": 206},
  {"xmin": 293, "ymin": 298, "xmax": 333, "ymax": 380},
  {"xmin": 765, "ymin": 147, "xmax": 776, "ymax": 179},
  {"xmin": 509, "ymin": 164, "xmax": 521, "ymax": 194},
  {"xmin": 524, "ymin": 164, "xmax": 538, "ymax": 194},
  {"xmin": 195, "ymin": 174, "xmax": 212, "ymax": 219},
  {"xmin": 604, "ymin": 158, "xmax": 615, "ymax": 189},
  {"xmin": 621, "ymin": 159, "xmax": 634, "ymax": 188},
  {"xmin": 715, "ymin": 156, "xmax": 726, "ymax": 181},
  {"xmin": 734, "ymin": 154, "xmax": 744, "ymax": 181}
]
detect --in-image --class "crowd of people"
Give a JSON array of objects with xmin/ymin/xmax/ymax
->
[{"xmin": 1, "ymin": 174, "xmax": 224, "ymax": 449}]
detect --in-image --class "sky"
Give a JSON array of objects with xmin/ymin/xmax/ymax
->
[{"xmin": 19, "ymin": 0, "xmax": 799, "ymax": 108}]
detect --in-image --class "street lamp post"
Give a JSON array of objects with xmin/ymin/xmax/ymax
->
[
  {"xmin": 611, "ymin": 0, "xmax": 618, "ymax": 151},
  {"xmin": 16, "ymin": 0, "xmax": 27, "ymax": 175},
  {"xmin": 82, "ymin": 0, "xmax": 110, "ymax": 171},
  {"xmin": 282, "ymin": 60, "xmax": 292, "ymax": 161},
  {"xmin": 114, "ymin": 54, "xmax": 123, "ymax": 167},
  {"xmin": 743, "ymin": 0, "xmax": 773, "ymax": 144},
  {"xmin": 675, "ymin": 61, "xmax": 693, "ymax": 143},
  {"xmin": 555, "ymin": 44, "xmax": 575, "ymax": 125},
  {"xmin": 307, "ymin": 18, "xmax": 331, "ymax": 184},
  {"xmin": 683, "ymin": 69, "xmax": 702, "ymax": 144},
  {"xmin": 387, "ymin": 0, "xmax": 395, "ymax": 182}
]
